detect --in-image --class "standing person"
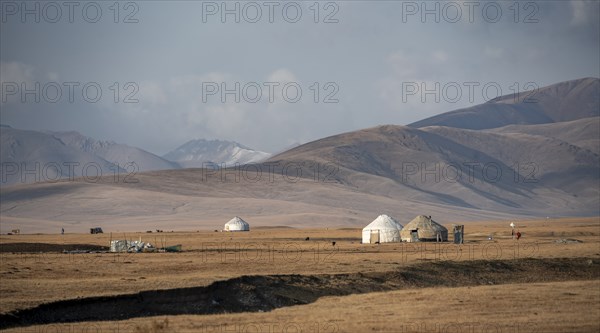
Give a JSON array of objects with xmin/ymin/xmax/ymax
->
[
  {"xmin": 516, "ymin": 231, "xmax": 521, "ymax": 240},
  {"xmin": 61, "ymin": 228, "xmax": 64, "ymax": 235}
]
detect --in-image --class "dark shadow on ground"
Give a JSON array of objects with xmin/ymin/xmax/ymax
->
[{"xmin": 1, "ymin": 258, "xmax": 598, "ymax": 330}]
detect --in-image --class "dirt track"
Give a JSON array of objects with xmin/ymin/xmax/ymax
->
[{"xmin": 1, "ymin": 257, "xmax": 597, "ymax": 330}]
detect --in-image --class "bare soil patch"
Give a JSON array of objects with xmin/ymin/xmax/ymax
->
[{"xmin": 0, "ymin": 243, "xmax": 109, "ymax": 253}]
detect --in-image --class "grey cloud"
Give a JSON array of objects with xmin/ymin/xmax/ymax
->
[{"xmin": 1, "ymin": 1, "xmax": 598, "ymax": 155}]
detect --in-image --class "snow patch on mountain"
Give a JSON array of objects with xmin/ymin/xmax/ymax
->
[{"xmin": 163, "ymin": 139, "xmax": 271, "ymax": 168}]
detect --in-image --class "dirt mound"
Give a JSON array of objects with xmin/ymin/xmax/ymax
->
[
  {"xmin": 1, "ymin": 258, "xmax": 598, "ymax": 329},
  {"xmin": 554, "ymin": 238, "xmax": 584, "ymax": 244},
  {"xmin": 253, "ymin": 226, "xmax": 296, "ymax": 230},
  {"xmin": 0, "ymin": 243, "xmax": 109, "ymax": 253}
]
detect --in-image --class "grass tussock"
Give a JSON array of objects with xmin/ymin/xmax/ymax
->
[{"xmin": 134, "ymin": 317, "xmax": 171, "ymax": 333}]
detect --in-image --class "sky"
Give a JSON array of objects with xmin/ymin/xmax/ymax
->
[{"xmin": 1, "ymin": 0, "xmax": 599, "ymax": 155}]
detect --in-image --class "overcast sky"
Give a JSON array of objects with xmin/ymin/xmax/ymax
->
[{"xmin": 1, "ymin": 0, "xmax": 599, "ymax": 155}]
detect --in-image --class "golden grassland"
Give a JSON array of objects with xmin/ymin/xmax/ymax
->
[{"xmin": 0, "ymin": 217, "xmax": 598, "ymax": 332}]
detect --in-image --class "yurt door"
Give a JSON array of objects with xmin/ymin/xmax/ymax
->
[
  {"xmin": 410, "ymin": 230, "xmax": 419, "ymax": 242},
  {"xmin": 370, "ymin": 230, "xmax": 380, "ymax": 243}
]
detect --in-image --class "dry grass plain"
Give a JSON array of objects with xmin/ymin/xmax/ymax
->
[{"xmin": 0, "ymin": 217, "xmax": 599, "ymax": 332}]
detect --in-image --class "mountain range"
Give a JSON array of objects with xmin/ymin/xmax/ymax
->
[
  {"xmin": 0, "ymin": 130, "xmax": 271, "ymax": 185},
  {"xmin": 266, "ymin": 78, "xmax": 598, "ymax": 213},
  {"xmin": 0, "ymin": 77, "xmax": 598, "ymax": 232}
]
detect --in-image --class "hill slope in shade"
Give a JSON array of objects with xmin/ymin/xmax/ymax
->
[
  {"xmin": 487, "ymin": 117, "xmax": 600, "ymax": 155},
  {"xmin": 269, "ymin": 119, "xmax": 598, "ymax": 215},
  {"xmin": 49, "ymin": 131, "xmax": 179, "ymax": 172},
  {"xmin": 0, "ymin": 128, "xmax": 179, "ymax": 185},
  {"xmin": 0, "ymin": 127, "xmax": 123, "ymax": 185},
  {"xmin": 408, "ymin": 78, "xmax": 599, "ymax": 130}
]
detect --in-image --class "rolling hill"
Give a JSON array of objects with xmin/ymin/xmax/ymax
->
[
  {"xmin": 408, "ymin": 77, "xmax": 599, "ymax": 130},
  {"xmin": 487, "ymin": 117, "xmax": 600, "ymax": 154},
  {"xmin": 268, "ymin": 119, "xmax": 599, "ymax": 213},
  {"xmin": 0, "ymin": 78, "xmax": 598, "ymax": 233}
]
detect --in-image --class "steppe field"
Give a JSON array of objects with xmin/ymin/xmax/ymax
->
[
  {"xmin": 2, "ymin": 0, "xmax": 599, "ymax": 331},
  {"xmin": 0, "ymin": 217, "xmax": 598, "ymax": 333}
]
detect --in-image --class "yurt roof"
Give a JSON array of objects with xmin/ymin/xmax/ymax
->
[
  {"xmin": 363, "ymin": 214, "xmax": 403, "ymax": 231},
  {"xmin": 226, "ymin": 216, "xmax": 249, "ymax": 226},
  {"xmin": 403, "ymin": 215, "xmax": 447, "ymax": 231}
]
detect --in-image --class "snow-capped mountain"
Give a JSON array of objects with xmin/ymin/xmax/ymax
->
[{"xmin": 163, "ymin": 139, "xmax": 271, "ymax": 168}]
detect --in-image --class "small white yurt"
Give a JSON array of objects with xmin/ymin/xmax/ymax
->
[
  {"xmin": 362, "ymin": 214, "xmax": 403, "ymax": 244},
  {"xmin": 224, "ymin": 216, "xmax": 250, "ymax": 232}
]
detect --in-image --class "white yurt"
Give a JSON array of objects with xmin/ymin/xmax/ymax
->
[
  {"xmin": 362, "ymin": 214, "xmax": 403, "ymax": 244},
  {"xmin": 224, "ymin": 216, "xmax": 250, "ymax": 232}
]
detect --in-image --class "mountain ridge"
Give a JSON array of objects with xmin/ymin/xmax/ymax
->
[{"xmin": 408, "ymin": 77, "xmax": 599, "ymax": 130}]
